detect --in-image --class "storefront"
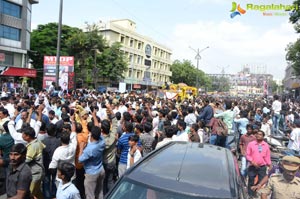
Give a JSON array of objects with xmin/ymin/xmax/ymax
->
[{"xmin": 0, "ymin": 66, "xmax": 37, "ymax": 91}]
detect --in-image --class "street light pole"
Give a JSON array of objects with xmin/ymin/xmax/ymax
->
[
  {"xmin": 189, "ymin": 46, "xmax": 209, "ymax": 92},
  {"xmin": 55, "ymin": 0, "xmax": 63, "ymax": 87}
]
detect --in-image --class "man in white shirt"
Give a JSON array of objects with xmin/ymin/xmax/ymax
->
[
  {"xmin": 172, "ymin": 120, "xmax": 189, "ymax": 142},
  {"xmin": 156, "ymin": 125, "xmax": 177, "ymax": 149},
  {"xmin": 272, "ymin": 95, "xmax": 282, "ymax": 131},
  {"xmin": 1, "ymin": 97, "xmax": 15, "ymax": 118},
  {"xmin": 15, "ymin": 109, "xmax": 36, "ymax": 131},
  {"xmin": 287, "ymin": 119, "xmax": 300, "ymax": 155},
  {"xmin": 127, "ymin": 135, "xmax": 142, "ymax": 169},
  {"xmin": 49, "ymin": 110, "xmax": 58, "ymax": 124},
  {"xmin": 184, "ymin": 106, "xmax": 197, "ymax": 127},
  {"xmin": 49, "ymin": 130, "xmax": 77, "ymax": 184}
]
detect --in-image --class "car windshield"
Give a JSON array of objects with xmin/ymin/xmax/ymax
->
[{"xmin": 108, "ymin": 178, "xmax": 227, "ymax": 199}]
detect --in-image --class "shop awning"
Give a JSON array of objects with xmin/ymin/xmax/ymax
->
[{"xmin": 0, "ymin": 66, "xmax": 37, "ymax": 78}]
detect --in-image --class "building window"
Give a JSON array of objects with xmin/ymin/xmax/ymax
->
[
  {"xmin": 2, "ymin": 0, "xmax": 21, "ymax": 18},
  {"xmin": 130, "ymin": 39, "xmax": 134, "ymax": 47},
  {"xmin": 137, "ymin": 55, "xmax": 141, "ymax": 64},
  {"xmin": 0, "ymin": 51, "xmax": 13, "ymax": 65},
  {"xmin": 120, "ymin": 35, "xmax": 125, "ymax": 43},
  {"xmin": 129, "ymin": 54, "xmax": 134, "ymax": 63},
  {"xmin": 0, "ymin": 25, "xmax": 21, "ymax": 41},
  {"xmin": 137, "ymin": 42, "xmax": 141, "ymax": 50}
]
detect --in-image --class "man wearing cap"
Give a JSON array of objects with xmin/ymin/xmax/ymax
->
[
  {"xmin": 260, "ymin": 156, "xmax": 300, "ymax": 199},
  {"xmin": 252, "ymin": 155, "xmax": 300, "ymax": 192}
]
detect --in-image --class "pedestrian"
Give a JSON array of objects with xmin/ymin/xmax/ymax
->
[
  {"xmin": 246, "ymin": 129, "xmax": 271, "ymax": 198},
  {"xmin": 6, "ymin": 143, "xmax": 32, "ymax": 199},
  {"xmin": 286, "ymin": 119, "xmax": 300, "ymax": 156},
  {"xmin": 56, "ymin": 161, "xmax": 81, "ymax": 199},
  {"xmin": 127, "ymin": 135, "xmax": 142, "ymax": 169},
  {"xmin": 239, "ymin": 124, "xmax": 256, "ymax": 177},
  {"xmin": 78, "ymin": 126, "xmax": 105, "ymax": 199},
  {"xmin": 272, "ymin": 95, "xmax": 281, "ymax": 131},
  {"xmin": 260, "ymin": 156, "xmax": 300, "ymax": 199},
  {"xmin": 22, "ymin": 126, "xmax": 45, "ymax": 199},
  {"xmin": 42, "ymin": 123, "xmax": 61, "ymax": 199}
]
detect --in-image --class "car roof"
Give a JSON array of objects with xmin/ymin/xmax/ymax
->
[{"xmin": 126, "ymin": 142, "xmax": 238, "ymax": 198}]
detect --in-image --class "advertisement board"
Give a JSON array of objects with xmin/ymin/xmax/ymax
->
[{"xmin": 43, "ymin": 56, "xmax": 74, "ymax": 90}]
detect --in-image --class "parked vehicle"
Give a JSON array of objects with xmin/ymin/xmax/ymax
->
[
  {"xmin": 105, "ymin": 142, "xmax": 248, "ymax": 199},
  {"xmin": 266, "ymin": 129, "xmax": 289, "ymax": 153}
]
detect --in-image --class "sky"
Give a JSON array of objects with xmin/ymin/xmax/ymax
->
[{"xmin": 31, "ymin": 0, "xmax": 299, "ymax": 80}]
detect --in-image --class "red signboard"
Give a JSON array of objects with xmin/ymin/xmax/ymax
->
[
  {"xmin": 44, "ymin": 56, "xmax": 74, "ymax": 66},
  {"xmin": 0, "ymin": 67, "xmax": 36, "ymax": 77}
]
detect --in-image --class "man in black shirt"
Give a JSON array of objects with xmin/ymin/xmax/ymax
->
[{"xmin": 6, "ymin": 143, "xmax": 32, "ymax": 199}]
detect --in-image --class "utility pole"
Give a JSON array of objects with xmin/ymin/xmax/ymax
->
[
  {"xmin": 189, "ymin": 46, "xmax": 209, "ymax": 93},
  {"xmin": 55, "ymin": 0, "xmax": 63, "ymax": 87}
]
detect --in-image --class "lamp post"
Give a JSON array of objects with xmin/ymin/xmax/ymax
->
[
  {"xmin": 189, "ymin": 46, "xmax": 209, "ymax": 92},
  {"xmin": 55, "ymin": 0, "xmax": 63, "ymax": 86}
]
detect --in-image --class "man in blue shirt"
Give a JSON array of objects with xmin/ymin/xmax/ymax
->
[
  {"xmin": 198, "ymin": 99, "xmax": 214, "ymax": 126},
  {"xmin": 79, "ymin": 126, "xmax": 105, "ymax": 199},
  {"xmin": 117, "ymin": 121, "xmax": 138, "ymax": 177},
  {"xmin": 56, "ymin": 161, "xmax": 81, "ymax": 199}
]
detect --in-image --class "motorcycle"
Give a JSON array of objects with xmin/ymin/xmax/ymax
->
[{"xmin": 266, "ymin": 129, "xmax": 289, "ymax": 153}]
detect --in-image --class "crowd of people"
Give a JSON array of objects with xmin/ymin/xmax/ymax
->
[{"xmin": 0, "ymin": 85, "xmax": 299, "ymax": 199}]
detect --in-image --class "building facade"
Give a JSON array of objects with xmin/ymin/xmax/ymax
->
[
  {"xmin": 0, "ymin": 0, "xmax": 38, "ymax": 79},
  {"xmin": 283, "ymin": 64, "xmax": 300, "ymax": 98},
  {"xmin": 99, "ymin": 19, "xmax": 172, "ymax": 90},
  {"xmin": 207, "ymin": 66, "xmax": 273, "ymax": 96}
]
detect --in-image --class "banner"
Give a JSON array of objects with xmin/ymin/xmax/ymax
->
[{"xmin": 43, "ymin": 56, "xmax": 74, "ymax": 90}]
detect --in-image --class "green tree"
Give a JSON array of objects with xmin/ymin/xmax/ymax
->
[
  {"xmin": 286, "ymin": 1, "xmax": 300, "ymax": 76},
  {"xmin": 209, "ymin": 76, "xmax": 230, "ymax": 92},
  {"xmin": 67, "ymin": 23, "xmax": 127, "ymax": 88},
  {"xmin": 30, "ymin": 22, "xmax": 128, "ymax": 89},
  {"xmin": 286, "ymin": 40, "xmax": 300, "ymax": 76},
  {"xmin": 170, "ymin": 60, "xmax": 211, "ymax": 89},
  {"xmin": 30, "ymin": 23, "xmax": 81, "ymax": 89}
]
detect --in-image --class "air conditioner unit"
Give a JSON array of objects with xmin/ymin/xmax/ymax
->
[{"xmin": 29, "ymin": 0, "xmax": 39, "ymax": 4}]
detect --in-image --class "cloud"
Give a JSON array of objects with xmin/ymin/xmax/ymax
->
[{"xmin": 168, "ymin": 20, "xmax": 297, "ymax": 79}]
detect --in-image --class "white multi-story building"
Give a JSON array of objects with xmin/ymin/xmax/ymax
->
[{"xmin": 99, "ymin": 19, "xmax": 172, "ymax": 90}]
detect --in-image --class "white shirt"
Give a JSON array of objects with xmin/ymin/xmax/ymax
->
[
  {"xmin": 261, "ymin": 123, "xmax": 271, "ymax": 138},
  {"xmin": 15, "ymin": 118, "xmax": 36, "ymax": 132},
  {"xmin": 272, "ymin": 100, "xmax": 282, "ymax": 114},
  {"xmin": 172, "ymin": 128, "xmax": 189, "ymax": 142},
  {"xmin": 8, "ymin": 120, "xmax": 27, "ymax": 144},
  {"xmin": 288, "ymin": 128, "xmax": 300, "ymax": 152},
  {"xmin": 49, "ymin": 132, "xmax": 77, "ymax": 180},
  {"xmin": 126, "ymin": 149, "xmax": 142, "ymax": 169},
  {"xmin": 3, "ymin": 103, "xmax": 15, "ymax": 118},
  {"xmin": 119, "ymin": 105, "xmax": 127, "ymax": 115},
  {"xmin": 233, "ymin": 106, "xmax": 240, "ymax": 117},
  {"xmin": 50, "ymin": 117, "xmax": 59, "ymax": 124},
  {"xmin": 152, "ymin": 116, "xmax": 159, "ymax": 135},
  {"xmin": 156, "ymin": 138, "xmax": 173, "ymax": 149},
  {"xmin": 184, "ymin": 113, "xmax": 197, "ymax": 127},
  {"xmin": 56, "ymin": 182, "xmax": 81, "ymax": 199}
]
